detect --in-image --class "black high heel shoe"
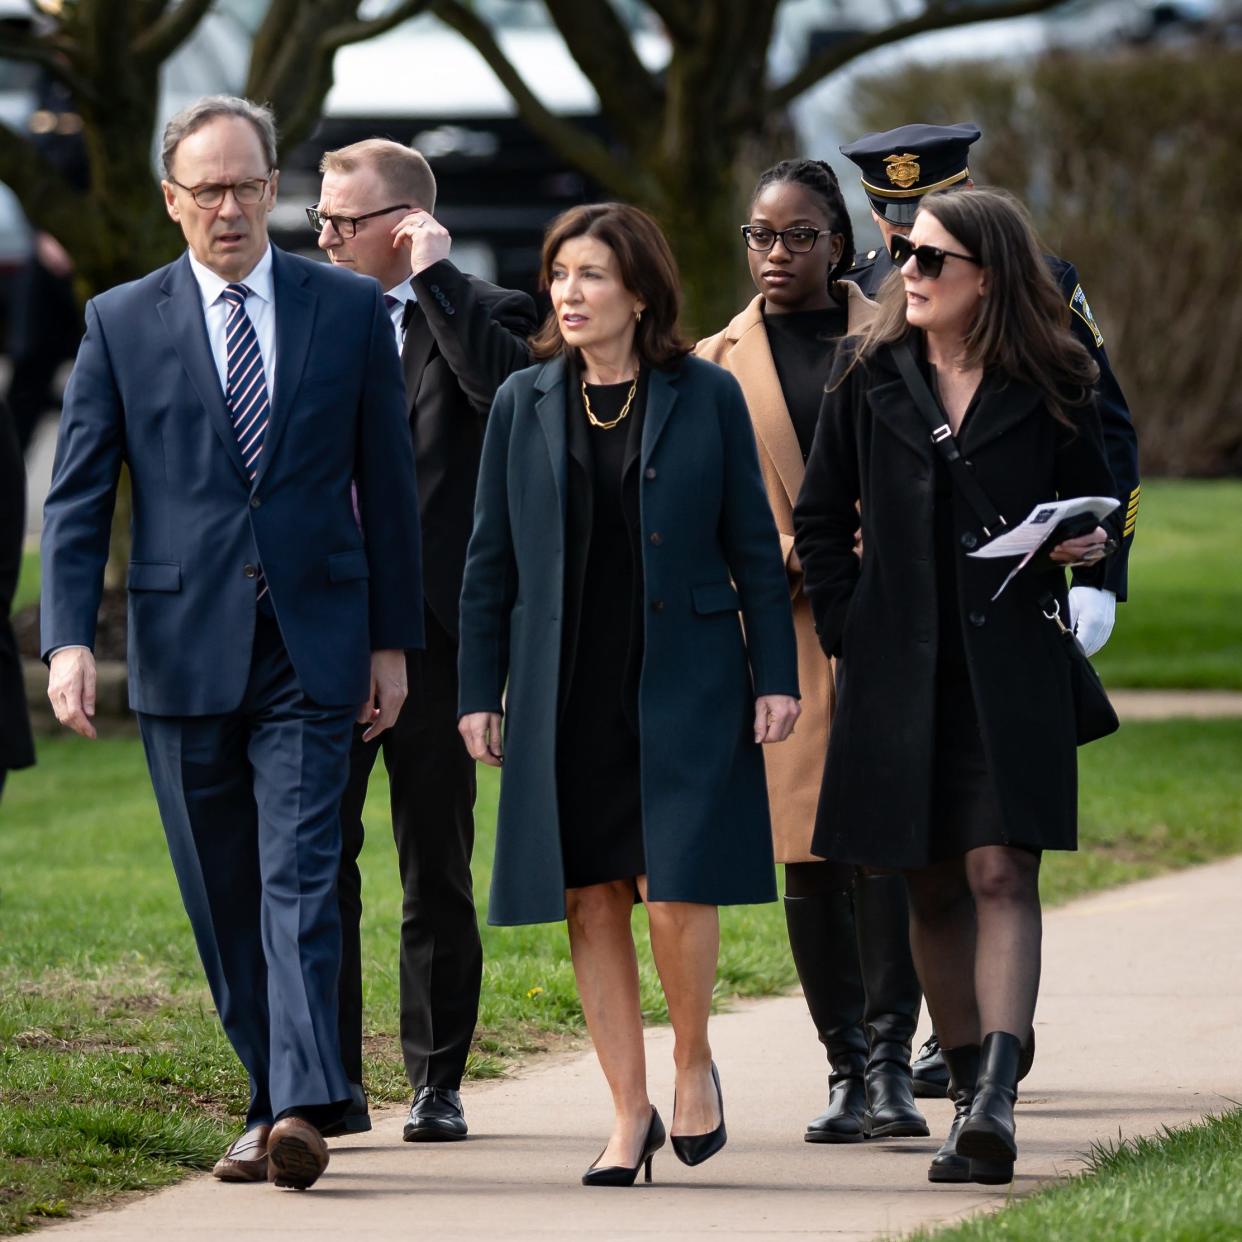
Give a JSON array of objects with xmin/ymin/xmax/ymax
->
[
  {"xmin": 581, "ymin": 1107, "xmax": 666, "ymax": 1187},
  {"xmin": 671, "ymin": 1061, "xmax": 727, "ymax": 1167}
]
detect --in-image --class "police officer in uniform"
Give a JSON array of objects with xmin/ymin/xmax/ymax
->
[{"xmin": 838, "ymin": 121, "xmax": 1140, "ymax": 1093}]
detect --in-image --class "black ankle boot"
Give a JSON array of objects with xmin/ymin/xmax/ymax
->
[
  {"xmin": 956, "ymin": 1031, "xmax": 1021, "ymax": 1164},
  {"xmin": 783, "ymin": 891, "xmax": 869, "ymax": 1143},
  {"xmin": 855, "ymin": 876, "xmax": 928, "ymax": 1139},
  {"xmin": 927, "ymin": 1045, "xmax": 1013, "ymax": 1185},
  {"xmin": 928, "ymin": 1044, "xmax": 978, "ymax": 1183}
]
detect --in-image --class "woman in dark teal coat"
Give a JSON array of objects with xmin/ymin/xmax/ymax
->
[{"xmin": 458, "ymin": 203, "xmax": 799, "ymax": 1186}]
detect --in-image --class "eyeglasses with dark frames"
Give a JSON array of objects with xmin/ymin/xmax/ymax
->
[
  {"xmin": 741, "ymin": 224, "xmax": 829, "ymax": 254},
  {"xmin": 890, "ymin": 234, "xmax": 982, "ymax": 279},
  {"xmin": 305, "ymin": 203, "xmax": 410, "ymax": 240},
  {"xmin": 167, "ymin": 174, "xmax": 274, "ymax": 210}
]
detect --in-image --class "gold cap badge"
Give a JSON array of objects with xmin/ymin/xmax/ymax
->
[{"xmin": 884, "ymin": 153, "xmax": 920, "ymax": 190}]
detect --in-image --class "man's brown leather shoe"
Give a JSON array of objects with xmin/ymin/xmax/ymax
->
[
  {"xmin": 266, "ymin": 1116, "xmax": 329, "ymax": 1190},
  {"xmin": 212, "ymin": 1125, "xmax": 271, "ymax": 1182}
]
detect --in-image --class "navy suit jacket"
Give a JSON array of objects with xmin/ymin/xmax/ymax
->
[{"xmin": 41, "ymin": 245, "xmax": 424, "ymax": 715}]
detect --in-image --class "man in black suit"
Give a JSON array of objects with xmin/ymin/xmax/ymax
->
[{"xmin": 310, "ymin": 139, "xmax": 537, "ymax": 1141}]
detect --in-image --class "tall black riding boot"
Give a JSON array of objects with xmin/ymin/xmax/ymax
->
[
  {"xmin": 927, "ymin": 1044, "xmax": 1014, "ymax": 1185},
  {"xmin": 784, "ymin": 891, "xmax": 869, "ymax": 1143},
  {"xmin": 956, "ymin": 1031, "xmax": 1021, "ymax": 1164},
  {"xmin": 855, "ymin": 874, "xmax": 929, "ymax": 1139}
]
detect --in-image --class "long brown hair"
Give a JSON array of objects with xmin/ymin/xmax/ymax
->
[
  {"xmin": 529, "ymin": 202, "xmax": 691, "ymax": 366},
  {"xmin": 849, "ymin": 187, "xmax": 1099, "ymax": 419}
]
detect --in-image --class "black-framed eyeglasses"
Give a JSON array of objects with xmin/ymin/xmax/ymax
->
[
  {"xmin": 305, "ymin": 203, "xmax": 409, "ymax": 239},
  {"xmin": 890, "ymin": 234, "xmax": 981, "ymax": 279},
  {"xmin": 168, "ymin": 174, "xmax": 274, "ymax": 209},
  {"xmin": 741, "ymin": 225, "xmax": 828, "ymax": 254}
]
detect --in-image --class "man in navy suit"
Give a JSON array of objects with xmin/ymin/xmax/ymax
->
[{"xmin": 40, "ymin": 96, "xmax": 424, "ymax": 1191}]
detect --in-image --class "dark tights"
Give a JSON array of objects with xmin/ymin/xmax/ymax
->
[{"xmin": 904, "ymin": 845, "xmax": 1041, "ymax": 1048}]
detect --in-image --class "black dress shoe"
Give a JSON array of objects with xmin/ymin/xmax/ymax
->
[
  {"xmin": 671, "ymin": 1062, "xmax": 727, "ymax": 1167},
  {"xmin": 582, "ymin": 1107, "xmax": 666, "ymax": 1186},
  {"xmin": 912, "ymin": 1034, "xmax": 951, "ymax": 1099},
  {"xmin": 319, "ymin": 1083, "xmax": 372, "ymax": 1139},
  {"xmin": 403, "ymin": 1086, "xmax": 467, "ymax": 1142}
]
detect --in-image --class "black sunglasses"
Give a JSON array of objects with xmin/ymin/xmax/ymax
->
[{"xmin": 890, "ymin": 234, "xmax": 981, "ymax": 278}]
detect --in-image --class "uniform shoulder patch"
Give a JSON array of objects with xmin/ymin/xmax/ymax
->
[{"xmin": 1069, "ymin": 283, "xmax": 1104, "ymax": 348}]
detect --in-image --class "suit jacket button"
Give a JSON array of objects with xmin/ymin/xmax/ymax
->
[
  {"xmin": 968, "ymin": 610, "xmax": 986, "ymax": 627},
  {"xmin": 243, "ymin": 563, "xmax": 258, "ymax": 579},
  {"xmin": 651, "ymin": 599, "xmax": 664, "ymax": 612},
  {"xmin": 649, "ymin": 531, "xmax": 663, "ymax": 546},
  {"xmin": 960, "ymin": 531, "xmax": 978, "ymax": 550},
  {"xmin": 645, "ymin": 467, "xmax": 657, "ymax": 480},
  {"xmin": 249, "ymin": 496, "xmax": 261, "ymax": 509}
]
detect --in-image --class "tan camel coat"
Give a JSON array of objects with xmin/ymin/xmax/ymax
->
[{"xmin": 695, "ymin": 282, "xmax": 878, "ymax": 861}]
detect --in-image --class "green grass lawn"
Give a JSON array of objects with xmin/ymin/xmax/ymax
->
[
  {"xmin": 1, "ymin": 719, "xmax": 1239, "ymax": 1232},
  {"xmin": 913, "ymin": 1107, "xmax": 1242, "ymax": 1241},
  {"xmin": 1092, "ymin": 479, "xmax": 1242, "ymax": 690},
  {"xmin": 13, "ymin": 478, "xmax": 1241, "ymax": 684}
]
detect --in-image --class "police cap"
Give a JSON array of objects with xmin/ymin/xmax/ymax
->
[{"xmin": 839, "ymin": 122, "xmax": 981, "ymax": 226}]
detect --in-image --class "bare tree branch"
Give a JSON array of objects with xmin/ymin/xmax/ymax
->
[
  {"xmin": 768, "ymin": 0, "xmax": 1066, "ymax": 109},
  {"xmin": 320, "ymin": 0, "xmax": 432, "ymax": 53},
  {"xmin": 133, "ymin": 0, "xmax": 216, "ymax": 65},
  {"xmin": 430, "ymin": 0, "xmax": 657, "ymax": 202},
  {"xmin": 542, "ymin": 0, "xmax": 663, "ymax": 150},
  {"xmin": 641, "ymin": 0, "xmax": 699, "ymax": 47}
]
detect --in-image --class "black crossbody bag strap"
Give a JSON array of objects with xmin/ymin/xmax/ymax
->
[{"xmin": 892, "ymin": 341, "xmax": 1007, "ymax": 538}]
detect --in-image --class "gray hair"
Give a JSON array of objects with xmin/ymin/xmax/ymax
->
[{"xmin": 162, "ymin": 95, "xmax": 278, "ymax": 178}]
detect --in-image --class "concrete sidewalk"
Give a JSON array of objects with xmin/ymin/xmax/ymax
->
[{"xmin": 43, "ymin": 858, "xmax": 1242, "ymax": 1241}]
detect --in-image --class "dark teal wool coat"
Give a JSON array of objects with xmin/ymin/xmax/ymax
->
[{"xmin": 458, "ymin": 354, "xmax": 799, "ymax": 925}]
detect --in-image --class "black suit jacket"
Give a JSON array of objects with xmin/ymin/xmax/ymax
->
[
  {"xmin": 1, "ymin": 400, "xmax": 35, "ymax": 774},
  {"xmin": 405, "ymin": 260, "xmax": 537, "ymax": 636}
]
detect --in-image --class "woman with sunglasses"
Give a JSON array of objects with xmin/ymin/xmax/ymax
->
[
  {"xmin": 458, "ymin": 202, "xmax": 800, "ymax": 1187},
  {"xmin": 698, "ymin": 162, "xmax": 932, "ymax": 1148},
  {"xmin": 794, "ymin": 187, "xmax": 1119, "ymax": 1184}
]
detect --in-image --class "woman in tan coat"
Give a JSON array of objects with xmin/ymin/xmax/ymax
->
[{"xmin": 697, "ymin": 160, "xmax": 927, "ymax": 1145}]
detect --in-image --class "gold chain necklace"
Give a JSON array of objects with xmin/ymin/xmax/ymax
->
[{"xmin": 581, "ymin": 376, "xmax": 638, "ymax": 430}]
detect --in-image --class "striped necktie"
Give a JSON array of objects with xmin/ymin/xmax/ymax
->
[{"xmin": 222, "ymin": 282, "xmax": 270, "ymax": 480}]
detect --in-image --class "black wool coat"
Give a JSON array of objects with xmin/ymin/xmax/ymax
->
[
  {"xmin": 459, "ymin": 354, "xmax": 800, "ymax": 925},
  {"xmin": 793, "ymin": 341, "xmax": 1117, "ymax": 868}
]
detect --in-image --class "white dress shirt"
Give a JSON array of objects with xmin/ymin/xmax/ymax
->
[{"xmin": 188, "ymin": 244, "xmax": 277, "ymax": 399}]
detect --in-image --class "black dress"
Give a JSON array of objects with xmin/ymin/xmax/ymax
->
[
  {"xmin": 556, "ymin": 370, "xmax": 648, "ymax": 889},
  {"xmin": 928, "ymin": 385, "xmax": 1009, "ymax": 861},
  {"xmin": 763, "ymin": 303, "xmax": 849, "ymax": 462}
]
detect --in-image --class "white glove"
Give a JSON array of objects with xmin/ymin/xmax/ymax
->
[{"xmin": 1067, "ymin": 586, "xmax": 1116, "ymax": 657}]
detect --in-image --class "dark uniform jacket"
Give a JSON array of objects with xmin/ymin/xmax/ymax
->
[
  {"xmin": 458, "ymin": 354, "xmax": 799, "ymax": 924},
  {"xmin": 844, "ymin": 248, "xmax": 1140, "ymax": 599},
  {"xmin": 794, "ymin": 341, "xmax": 1115, "ymax": 869}
]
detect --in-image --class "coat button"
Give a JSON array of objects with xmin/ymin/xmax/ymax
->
[
  {"xmin": 968, "ymin": 610, "xmax": 986, "ymax": 627},
  {"xmin": 249, "ymin": 496, "xmax": 261, "ymax": 509},
  {"xmin": 960, "ymin": 531, "xmax": 978, "ymax": 550},
  {"xmin": 649, "ymin": 531, "xmax": 663, "ymax": 546},
  {"xmin": 243, "ymin": 563, "xmax": 258, "ymax": 579},
  {"xmin": 651, "ymin": 599, "xmax": 664, "ymax": 612},
  {"xmin": 645, "ymin": 467, "xmax": 657, "ymax": 480}
]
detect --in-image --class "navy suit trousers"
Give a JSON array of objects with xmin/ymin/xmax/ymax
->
[{"xmin": 138, "ymin": 612, "xmax": 355, "ymax": 1126}]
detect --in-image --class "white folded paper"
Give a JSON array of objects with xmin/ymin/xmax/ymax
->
[{"xmin": 968, "ymin": 495, "xmax": 1119, "ymax": 600}]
